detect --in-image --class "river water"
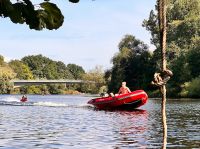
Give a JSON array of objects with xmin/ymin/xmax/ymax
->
[{"xmin": 0, "ymin": 95, "xmax": 199, "ymax": 149}]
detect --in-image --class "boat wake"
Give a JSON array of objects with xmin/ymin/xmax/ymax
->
[
  {"xmin": 0, "ymin": 99, "xmax": 92, "ymax": 109},
  {"xmin": 33, "ymin": 102, "xmax": 68, "ymax": 107},
  {"xmin": 0, "ymin": 96, "xmax": 94, "ymax": 108},
  {"xmin": 0, "ymin": 101, "xmax": 34, "ymax": 106},
  {"xmin": 1, "ymin": 97, "xmax": 19, "ymax": 102}
]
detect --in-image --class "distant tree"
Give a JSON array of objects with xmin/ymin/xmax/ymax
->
[
  {"xmin": 47, "ymin": 84, "xmax": 64, "ymax": 94},
  {"xmin": 143, "ymin": 0, "xmax": 200, "ymax": 49},
  {"xmin": 187, "ymin": 44, "xmax": 200, "ymax": 79},
  {"xmin": 169, "ymin": 53, "xmax": 190, "ymax": 88},
  {"xmin": 67, "ymin": 63, "xmax": 85, "ymax": 79},
  {"xmin": 56, "ymin": 61, "xmax": 74, "ymax": 79},
  {"xmin": 108, "ymin": 35, "xmax": 155, "ymax": 92},
  {"xmin": 143, "ymin": 0, "xmax": 200, "ymax": 96},
  {"xmin": 26, "ymin": 85, "xmax": 42, "ymax": 94},
  {"xmin": 0, "ymin": 55, "xmax": 4, "ymax": 65},
  {"xmin": 143, "ymin": 0, "xmax": 200, "ymax": 67},
  {"xmin": 22, "ymin": 54, "xmax": 50, "ymax": 78},
  {"xmin": 104, "ymin": 69, "xmax": 112, "ymax": 86},
  {"xmin": 21, "ymin": 54, "xmax": 74, "ymax": 79},
  {"xmin": 40, "ymin": 84, "xmax": 49, "ymax": 95},
  {"xmin": 0, "ymin": 65, "xmax": 16, "ymax": 94},
  {"xmin": 0, "ymin": 0, "xmax": 79, "ymax": 30},
  {"xmin": 180, "ymin": 77, "xmax": 200, "ymax": 98},
  {"xmin": 20, "ymin": 85, "xmax": 41, "ymax": 94},
  {"xmin": 81, "ymin": 66, "xmax": 105, "ymax": 94},
  {"xmin": 9, "ymin": 60, "xmax": 34, "ymax": 80},
  {"xmin": 42, "ymin": 61, "xmax": 57, "ymax": 79}
]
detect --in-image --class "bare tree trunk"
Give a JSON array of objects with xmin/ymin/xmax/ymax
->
[{"xmin": 158, "ymin": 0, "xmax": 167, "ymax": 148}]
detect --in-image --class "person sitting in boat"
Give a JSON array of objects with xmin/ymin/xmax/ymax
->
[
  {"xmin": 100, "ymin": 92, "xmax": 109, "ymax": 97},
  {"xmin": 20, "ymin": 95, "xmax": 28, "ymax": 102},
  {"xmin": 109, "ymin": 82, "xmax": 131, "ymax": 97},
  {"xmin": 117, "ymin": 81, "xmax": 131, "ymax": 95}
]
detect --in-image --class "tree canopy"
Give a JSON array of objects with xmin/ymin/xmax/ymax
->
[
  {"xmin": 0, "ymin": 53, "xmax": 106, "ymax": 94},
  {"xmin": 21, "ymin": 54, "xmax": 74, "ymax": 79},
  {"xmin": 81, "ymin": 66, "xmax": 105, "ymax": 94},
  {"xmin": 67, "ymin": 64, "xmax": 85, "ymax": 79},
  {"xmin": 107, "ymin": 35, "xmax": 155, "ymax": 93},
  {"xmin": 142, "ymin": 0, "xmax": 200, "ymax": 97},
  {"xmin": 0, "ymin": 55, "xmax": 4, "ymax": 65},
  {"xmin": 9, "ymin": 60, "xmax": 34, "ymax": 80},
  {"xmin": 0, "ymin": 56, "xmax": 16, "ymax": 94},
  {"xmin": 0, "ymin": 0, "xmax": 79, "ymax": 30},
  {"xmin": 106, "ymin": 0, "xmax": 199, "ymax": 97}
]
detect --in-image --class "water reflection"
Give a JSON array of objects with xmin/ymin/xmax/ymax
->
[
  {"xmin": 1, "ymin": 96, "xmax": 200, "ymax": 148},
  {"xmin": 111, "ymin": 110, "xmax": 149, "ymax": 148}
]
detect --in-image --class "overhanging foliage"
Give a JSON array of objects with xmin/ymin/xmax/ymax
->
[{"xmin": 0, "ymin": 0, "xmax": 79, "ymax": 30}]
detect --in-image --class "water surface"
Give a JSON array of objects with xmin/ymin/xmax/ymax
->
[{"xmin": 0, "ymin": 95, "xmax": 199, "ymax": 148}]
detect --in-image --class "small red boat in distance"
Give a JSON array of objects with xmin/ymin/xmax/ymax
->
[
  {"xmin": 88, "ymin": 90, "xmax": 148, "ymax": 110},
  {"xmin": 20, "ymin": 95, "xmax": 28, "ymax": 102}
]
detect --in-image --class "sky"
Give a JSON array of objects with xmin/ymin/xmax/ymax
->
[{"xmin": 0, "ymin": 0, "xmax": 156, "ymax": 71}]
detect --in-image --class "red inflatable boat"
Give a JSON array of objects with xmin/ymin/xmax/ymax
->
[{"xmin": 88, "ymin": 90, "xmax": 148, "ymax": 110}]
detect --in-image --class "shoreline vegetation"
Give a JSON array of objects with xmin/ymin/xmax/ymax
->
[
  {"xmin": 0, "ymin": 55, "xmax": 200, "ymax": 98},
  {"xmin": 1, "ymin": 0, "xmax": 200, "ymax": 98}
]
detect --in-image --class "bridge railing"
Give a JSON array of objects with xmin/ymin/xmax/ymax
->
[{"xmin": 10, "ymin": 79, "xmax": 95, "ymax": 87}]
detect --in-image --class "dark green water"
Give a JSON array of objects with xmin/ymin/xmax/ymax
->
[{"xmin": 0, "ymin": 95, "xmax": 199, "ymax": 148}]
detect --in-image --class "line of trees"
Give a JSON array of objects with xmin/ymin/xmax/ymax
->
[
  {"xmin": 105, "ymin": 35, "xmax": 155, "ymax": 93},
  {"xmin": 0, "ymin": 54, "xmax": 105, "ymax": 95},
  {"xmin": 106, "ymin": 0, "xmax": 200, "ymax": 98}
]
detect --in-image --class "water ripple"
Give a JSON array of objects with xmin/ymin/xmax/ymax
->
[{"xmin": 0, "ymin": 96, "xmax": 200, "ymax": 148}]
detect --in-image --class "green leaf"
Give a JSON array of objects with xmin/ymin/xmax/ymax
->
[
  {"xmin": 39, "ymin": 2, "xmax": 64, "ymax": 30},
  {"xmin": 10, "ymin": 3, "xmax": 25, "ymax": 24},
  {"xmin": 69, "ymin": 0, "xmax": 80, "ymax": 3},
  {"xmin": 0, "ymin": 0, "xmax": 14, "ymax": 17}
]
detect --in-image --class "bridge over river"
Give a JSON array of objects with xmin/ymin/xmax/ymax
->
[{"xmin": 11, "ymin": 80, "xmax": 94, "ymax": 88}]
